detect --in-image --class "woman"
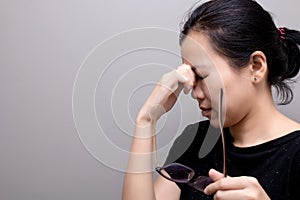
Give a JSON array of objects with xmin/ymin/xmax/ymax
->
[{"xmin": 123, "ymin": 0, "xmax": 300, "ymax": 199}]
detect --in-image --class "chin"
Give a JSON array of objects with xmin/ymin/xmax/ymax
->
[
  {"xmin": 207, "ymin": 112, "xmax": 220, "ymax": 128},
  {"xmin": 207, "ymin": 111, "xmax": 228, "ymax": 129},
  {"xmin": 209, "ymin": 118, "xmax": 220, "ymax": 128}
]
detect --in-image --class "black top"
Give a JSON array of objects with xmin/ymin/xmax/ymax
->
[{"xmin": 165, "ymin": 120, "xmax": 300, "ymax": 200}]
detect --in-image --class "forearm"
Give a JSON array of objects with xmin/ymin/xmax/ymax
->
[
  {"xmin": 122, "ymin": 65, "xmax": 190, "ymax": 200},
  {"xmin": 122, "ymin": 121, "xmax": 156, "ymax": 200}
]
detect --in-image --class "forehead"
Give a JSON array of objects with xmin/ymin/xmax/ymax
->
[{"xmin": 180, "ymin": 32, "xmax": 216, "ymax": 72}]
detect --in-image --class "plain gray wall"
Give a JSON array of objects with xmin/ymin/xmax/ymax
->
[{"xmin": 1, "ymin": 0, "xmax": 299, "ymax": 199}]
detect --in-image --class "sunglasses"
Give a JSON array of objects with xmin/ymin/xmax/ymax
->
[{"xmin": 153, "ymin": 88, "xmax": 227, "ymax": 192}]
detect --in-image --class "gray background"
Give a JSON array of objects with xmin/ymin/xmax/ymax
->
[{"xmin": 1, "ymin": 0, "xmax": 299, "ymax": 199}]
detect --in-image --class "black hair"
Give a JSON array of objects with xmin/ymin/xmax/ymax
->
[{"xmin": 180, "ymin": 0, "xmax": 300, "ymax": 104}]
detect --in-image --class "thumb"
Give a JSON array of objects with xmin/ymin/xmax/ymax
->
[{"xmin": 208, "ymin": 168, "xmax": 225, "ymax": 182}]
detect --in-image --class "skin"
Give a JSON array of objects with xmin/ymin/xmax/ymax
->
[{"xmin": 122, "ymin": 30, "xmax": 300, "ymax": 200}]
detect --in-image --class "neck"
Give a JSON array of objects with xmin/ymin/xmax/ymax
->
[{"xmin": 229, "ymin": 89, "xmax": 298, "ymax": 147}]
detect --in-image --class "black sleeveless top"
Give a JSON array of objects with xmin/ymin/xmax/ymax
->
[{"xmin": 165, "ymin": 120, "xmax": 300, "ymax": 200}]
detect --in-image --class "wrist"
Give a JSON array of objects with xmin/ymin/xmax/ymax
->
[
  {"xmin": 136, "ymin": 106, "xmax": 157, "ymax": 125},
  {"xmin": 134, "ymin": 115, "xmax": 157, "ymax": 139},
  {"xmin": 135, "ymin": 115, "xmax": 155, "ymax": 127}
]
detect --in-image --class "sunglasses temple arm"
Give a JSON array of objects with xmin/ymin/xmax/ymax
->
[
  {"xmin": 219, "ymin": 88, "xmax": 227, "ymax": 177},
  {"xmin": 221, "ymin": 128, "xmax": 227, "ymax": 176}
]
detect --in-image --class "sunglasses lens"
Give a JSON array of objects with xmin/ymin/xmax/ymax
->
[
  {"xmin": 159, "ymin": 163, "xmax": 194, "ymax": 182},
  {"xmin": 193, "ymin": 176, "xmax": 213, "ymax": 192}
]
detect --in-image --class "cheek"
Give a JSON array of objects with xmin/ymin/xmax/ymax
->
[
  {"xmin": 223, "ymin": 84, "xmax": 253, "ymax": 126},
  {"xmin": 205, "ymin": 73, "xmax": 224, "ymax": 103},
  {"xmin": 203, "ymin": 79, "xmax": 221, "ymax": 102}
]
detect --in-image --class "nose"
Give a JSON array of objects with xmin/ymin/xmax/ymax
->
[{"xmin": 191, "ymin": 84, "xmax": 205, "ymax": 100}]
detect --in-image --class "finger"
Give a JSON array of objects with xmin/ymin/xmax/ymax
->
[
  {"xmin": 158, "ymin": 70, "xmax": 186, "ymax": 94},
  {"xmin": 173, "ymin": 83, "xmax": 184, "ymax": 98},
  {"xmin": 186, "ymin": 65, "xmax": 196, "ymax": 84},
  {"xmin": 183, "ymin": 86, "xmax": 191, "ymax": 94},
  {"xmin": 175, "ymin": 72, "xmax": 189, "ymax": 83},
  {"xmin": 175, "ymin": 65, "xmax": 190, "ymax": 81},
  {"xmin": 203, "ymin": 169, "xmax": 225, "ymax": 195},
  {"xmin": 176, "ymin": 64, "xmax": 194, "ymax": 94},
  {"xmin": 176, "ymin": 63, "xmax": 190, "ymax": 71},
  {"xmin": 174, "ymin": 70, "xmax": 190, "ymax": 94},
  {"xmin": 204, "ymin": 176, "xmax": 245, "ymax": 195},
  {"xmin": 209, "ymin": 168, "xmax": 225, "ymax": 182},
  {"xmin": 213, "ymin": 189, "xmax": 248, "ymax": 200},
  {"xmin": 184, "ymin": 67, "xmax": 196, "ymax": 94}
]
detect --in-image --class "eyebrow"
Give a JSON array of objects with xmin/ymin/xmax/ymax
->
[
  {"xmin": 181, "ymin": 58, "xmax": 208, "ymax": 76},
  {"xmin": 181, "ymin": 58, "xmax": 196, "ymax": 70}
]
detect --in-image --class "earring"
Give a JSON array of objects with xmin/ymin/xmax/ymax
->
[{"xmin": 253, "ymin": 77, "xmax": 258, "ymax": 81}]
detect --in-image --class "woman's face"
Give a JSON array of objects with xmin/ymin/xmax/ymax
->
[{"xmin": 181, "ymin": 31, "xmax": 255, "ymax": 127}]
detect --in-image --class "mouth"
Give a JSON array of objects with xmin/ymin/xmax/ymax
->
[{"xmin": 200, "ymin": 106, "xmax": 211, "ymax": 117}]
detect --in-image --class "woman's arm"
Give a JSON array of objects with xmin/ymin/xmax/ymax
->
[
  {"xmin": 122, "ymin": 121, "xmax": 181, "ymax": 200},
  {"xmin": 122, "ymin": 122, "xmax": 157, "ymax": 200},
  {"xmin": 122, "ymin": 64, "xmax": 195, "ymax": 200}
]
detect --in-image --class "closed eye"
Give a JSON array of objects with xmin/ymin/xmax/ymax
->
[
  {"xmin": 195, "ymin": 74, "xmax": 208, "ymax": 81},
  {"xmin": 190, "ymin": 66, "xmax": 208, "ymax": 81}
]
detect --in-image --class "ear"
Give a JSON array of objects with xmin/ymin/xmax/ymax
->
[{"xmin": 249, "ymin": 51, "xmax": 268, "ymax": 83}]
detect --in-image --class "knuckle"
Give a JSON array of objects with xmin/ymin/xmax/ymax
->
[
  {"xmin": 243, "ymin": 194, "xmax": 252, "ymax": 200},
  {"xmin": 248, "ymin": 176, "xmax": 259, "ymax": 185},
  {"xmin": 244, "ymin": 192, "xmax": 257, "ymax": 200},
  {"xmin": 218, "ymin": 179, "xmax": 226, "ymax": 188}
]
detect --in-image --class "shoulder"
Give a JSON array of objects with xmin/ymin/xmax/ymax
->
[
  {"xmin": 289, "ymin": 131, "xmax": 300, "ymax": 198},
  {"xmin": 282, "ymin": 130, "xmax": 300, "ymax": 170},
  {"xmin": 291, "ymin": 130, "xmax": 300, "ymax": 160},
  {"xmin": 284, "ymin": 130, "xmax": 300, "ymax": 150}
]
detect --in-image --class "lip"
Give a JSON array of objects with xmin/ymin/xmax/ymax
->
[{"xmin": 200, "ymin": 106, "xmax": 211, "ymax": 117}]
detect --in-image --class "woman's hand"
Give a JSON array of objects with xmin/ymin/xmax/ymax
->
[
  {"xmin": 204, "ymin": 169, "xmax": 271, "ymax": 200},
  {"xmin": 136, "ymin": 64, "xmax": 195, "ymax": 124}
]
